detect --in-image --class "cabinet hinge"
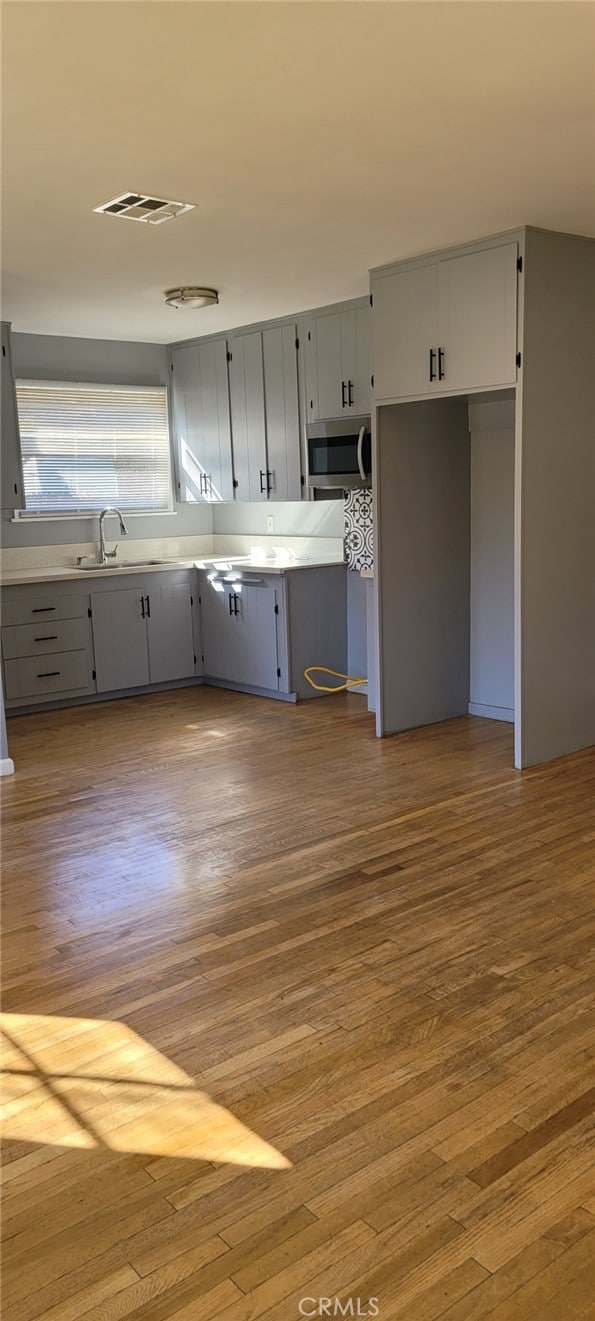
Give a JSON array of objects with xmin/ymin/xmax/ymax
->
[
  {"xmin": 516, "ymin": 352, "xmax": 522, "ymax": 368},
  {"xmin": 517, "ymin": 256, "xmax": 523, "ymax": 273},
  {"xmin": 369, "ymin": 293, "xmax": 373, "ymax": 307},
  {"xmin": 201, "ymin": 653, "xmax": 205, "ymax": 663},
  {"xmin": 295, "ymin": 337, "xmax": 299, "ymax": 350},
  {"xmin": 274, "ymin": 603, "xmax": 279, "ymax": 615},
  {"xmin": 198, "ymin": 595, "xmax": 202, "ymax": 605},
  {"xmin": 226, "ymin": 350, "xmax": 232, "ymax": 363},
  {"xmin": 371, "ymin": 373, "xmax": 374, "ymax": 389},
  {"xmin": 233, "ymin": 478, "xmax": 239, "ymax": 489},
  {"xmin": 88, "ymin": 606, "xmax": 92, "ymax": 618},
  {"xmin": 277, "ymin": 667, "xmax": 281, "ymax": 678}
]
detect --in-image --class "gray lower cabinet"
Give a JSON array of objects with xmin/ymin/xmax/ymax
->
[
  {"xmin": 91, "ymin": 576, "xmax": 195, "ymax": 693},
  {"xmin": 92, "ymin": 588, "xmax": 150, "ymax": 691},
  {"xmin": 1, "ymin": 585, "xmax": 94, "ymax": 705},
  {"xmin": 202, "ymin": 578, "xmax": 280, "ymax": 691}
]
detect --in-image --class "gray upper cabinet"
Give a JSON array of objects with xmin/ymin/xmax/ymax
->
[
  {"xmin": 436, "ymin": 244, "xmax": 519, "ymax": 394},
  {"xmin": 372, "ymin": 264, "xmax": 439, "ymax": 401},
  {"xmin": 92, "ymin": 573, "xmax": 195, "ymax": 693},
  {"xmin": 1, "ymin": 322, "xmax": 24, "ymax": 509},
  {"xmin": 371, "ymin": 242, "xmax": 519, "ymax": 402},
  {"xmin": 262, "ymin": 324, "xmax": 301, "ymax": 501},
  {"xmin": 229, "ymin": 325, "xmax": 301, "ymax": 502},
  {"xmin": 170, "ymin": 338, "xmax": 234, "ymax": 503},
  {"xmin": 228, "ymin": 331, "xmax": 267, "ymax": 501},
  {"xmin": 304, "ymin": 305, "xmax": 370, "ymax": 421}
]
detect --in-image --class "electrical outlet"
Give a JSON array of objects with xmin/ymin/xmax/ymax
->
[{"xmin": 266, "ymin": 516, "xmax": 274, "ymax": 534}]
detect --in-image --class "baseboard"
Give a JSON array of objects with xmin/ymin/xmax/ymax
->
[
  {"xmin": 469, "ymin": 702, "xmax": 514, "ymax": 724},
  {"xmin": 204, "ymin": 677, "xmax": 297, "ymax": 703},
  {"xmin": 0, "ymin": 757, "xmax": 15, "ymax": 776}
]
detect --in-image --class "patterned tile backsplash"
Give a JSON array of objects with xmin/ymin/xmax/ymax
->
[{"xmin": 344, "ymin": 489, "xmax": 373, "ymax": 572}]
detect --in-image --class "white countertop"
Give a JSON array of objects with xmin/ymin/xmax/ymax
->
[{"xmin": 0, "ymin": 555, "xmax": 346, "ymax": 588}]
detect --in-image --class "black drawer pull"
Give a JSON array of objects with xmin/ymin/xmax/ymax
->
[
  {"xmin": 37, "ymin": 670, "xmax": 60, "ymax": 678},
  {"xmin": 32, "ymin": 606, "xmax": 56, "ymax": 613},
  {"xmin": 34, "ymin": 635, "xmax": 58, "ymax": 642}
]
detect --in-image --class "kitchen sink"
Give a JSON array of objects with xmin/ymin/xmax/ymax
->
[{"xmin": 76, "ymin": 559, "xmax": 169, "ymax": 571}]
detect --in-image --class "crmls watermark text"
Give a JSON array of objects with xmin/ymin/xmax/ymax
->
[{"xmin": 298, "ymin": 1300, "xmax": 379, "ymax": 1318}]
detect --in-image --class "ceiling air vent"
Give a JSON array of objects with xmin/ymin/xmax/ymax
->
[{"xmin": 93, "ymin": 193, "xmax": 195, "ymax": 225}]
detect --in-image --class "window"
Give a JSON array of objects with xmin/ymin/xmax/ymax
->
[{"xmin": 16, "ymin": 380, "xmax": 173, "ymax": 514}]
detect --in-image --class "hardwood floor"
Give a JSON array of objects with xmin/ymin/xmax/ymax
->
[{"xmin": 1, "ymin": 687, "xmax": 594, "ymax": 1320}]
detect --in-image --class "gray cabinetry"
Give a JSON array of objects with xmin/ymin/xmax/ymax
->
[
  {"xmin": 1, "ymin": 322, "xmax": 24, "ymax": 509},
  {"xmin": 91, "ymin": 573, "xmax": 195, "ymax": 693},
  {"xmin": 91, "ymin": 588, "xmax": 150, "ymax": 691},
  {"xmin": 201, "ymin": 576, "xmax": 280, "ymax": 691},
  {"xmin": 170, "ymin": 337, "xmax": 234, "ymax": 502},
  {"xmin": 304, "ymin": 305, "xmax": 370, "ymax": 421},
  {"xmin": 228, "ymin": 325, "xmax": 301, "ymax": 502},
  {"xmin": 1, "ymin": 586, "xmax": 94, "ymax": 705},
  {"xmin": 228, "ymin": 331, "xmax": 267, "ymax": 501},
  {"xmin": 371, "ymin": 241, "xmax": 519, "ymax": 402}
]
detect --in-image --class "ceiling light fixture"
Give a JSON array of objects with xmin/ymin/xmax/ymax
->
[{"xmin": 164, "ymin": 287, "xmax": 219, "ymax": 310}]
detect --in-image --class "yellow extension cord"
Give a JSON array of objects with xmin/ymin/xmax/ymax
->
[{"xmin": 304, "ymin": 666, "xmax": 367, "ymax": 693}]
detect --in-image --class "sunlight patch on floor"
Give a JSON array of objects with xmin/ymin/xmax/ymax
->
[{"xmin": 0, "ymin": 1012, "xmax": 291, "ymax": 1169}]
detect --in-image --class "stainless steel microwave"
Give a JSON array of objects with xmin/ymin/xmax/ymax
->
[{"xmin": 306, "ymin": 417, "xmax": 372, "ymax": 489}]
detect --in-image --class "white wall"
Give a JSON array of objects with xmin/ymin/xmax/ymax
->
[{"xmin": 469, "ymin": 396, "xmax": 515, "ymax": 721}]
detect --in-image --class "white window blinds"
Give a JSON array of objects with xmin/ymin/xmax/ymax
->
[{"xmin": 16, "ymin": 380, "xmax": 172, "ymax": 513}]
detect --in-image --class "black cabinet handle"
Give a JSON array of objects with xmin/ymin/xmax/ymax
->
[
  {"xmin": 259, "ymin": 469, "xmax": 266, "ymax": 493},
  {"xmin": 341, "ymin": 380, "xmax": 347, "ymax": 408},
  {"xmin": 34, "ymin": 635, "xmax": 58, "ymax": 642},
  {"xmin": 233, "ymin": 593, "xmax": 239, "ymax": 616},
  {"xmin": 32, "ymin": 606, "xmax": 56, "ymax": 613},
  {"xmin": 429, "ymin": 348, "xmax": 436, "ymax": 383},
  {"xmin": 266, "ymin": 470, "xmax": 273, "ymax": 494},
  {"xmin": 140, "ymin": 597, "xmax": 145, "ymax": 619},
  {"xmin": 228, "ymin": 591, "xmax": 234, "ymax": 616},
  {"xmin": 438, "ymin": 347, "xmax": 446, "ymax": 381},
  {"xmin": 348, "ymin": 380, "xmax": 354, "ymax": 406},
  {"xmin": 37, "ymin": 670, "xmax": 60, "ymax": 678},
  {"xmin": 145, "ymin": 595, "xmax": 150, "ymax": 618}
]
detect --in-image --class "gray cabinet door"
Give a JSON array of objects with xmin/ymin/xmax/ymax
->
[
  {"xmin": 306, "ymin": 312, "xmax": 343, "ymax": 421},
  {"xmin": 305, "ymin": 308, "xmax": 370, "ymax": 421},
  {"xmin": 1, "ymin": 323, "xmax": 24, "ymax": 509},
  {"xmin": 232, "ymin": 585, "xmax": 279, "ymax": 690},
  {"xmin": 91, "ymin": 589, "xmax": 150, "ymax": 692},
  {"xmin": 372, "ymin": 264, "xmax": 439, "ymax": 401},
  {"xmin": 201, "ymin": 579, "xmax": 237, "ymax": 680},
  {"xmin": 171, "ymin": 338, "xmax": 233, "ymax": 503},
  {"xmin": 228, "ymin": 332, "xmax": 267, "ymax": 501},
  {"xmin": 146, "ymin": 580, "xmax": 195, "ymax": 684},
  {"xmin": 262, "ymin": 324, "xmax": 301, "ymax": 501},
  {"xmin": 201, "ymin": 578, "xmax": 279, "ymax": 690},
  {"xmin": 437, "ymin": 243, "xmax": 518, "ymax": 393}
]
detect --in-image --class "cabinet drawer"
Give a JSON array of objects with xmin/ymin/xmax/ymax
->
[
  {"xmin": 4, "ymin": 650, "xmax": 89, "ymax": 700},
  {"xmin": 2, "ymin": 618, "xmax": 87, "ymax": 660},
  {"xmin": 2, "ymin": 593, "xmax": 89, "ymax": 627}
]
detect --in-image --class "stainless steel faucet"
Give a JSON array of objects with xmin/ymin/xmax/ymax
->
[{"xmin": 98, "ymin": 507, "xmax": 128, "ymax": 564}]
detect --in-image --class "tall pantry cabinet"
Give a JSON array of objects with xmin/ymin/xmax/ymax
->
[{"xmin": 370, "ymin": 227, "xmax": 595, "ymax": 770}]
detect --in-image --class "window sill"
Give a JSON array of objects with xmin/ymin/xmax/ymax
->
[{"xmin": 10, "ymin": 509, "xmax": 177, "ymax": 524}]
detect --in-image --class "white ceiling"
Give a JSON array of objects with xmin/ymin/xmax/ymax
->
[{"xmin": 2, "ymin": 1, "xmax": 594, "ymax": 344}]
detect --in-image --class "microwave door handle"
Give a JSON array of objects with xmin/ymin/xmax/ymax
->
[{"xmin": 357, "ymin": 426, "xmax": 367, "ymax": 482}]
